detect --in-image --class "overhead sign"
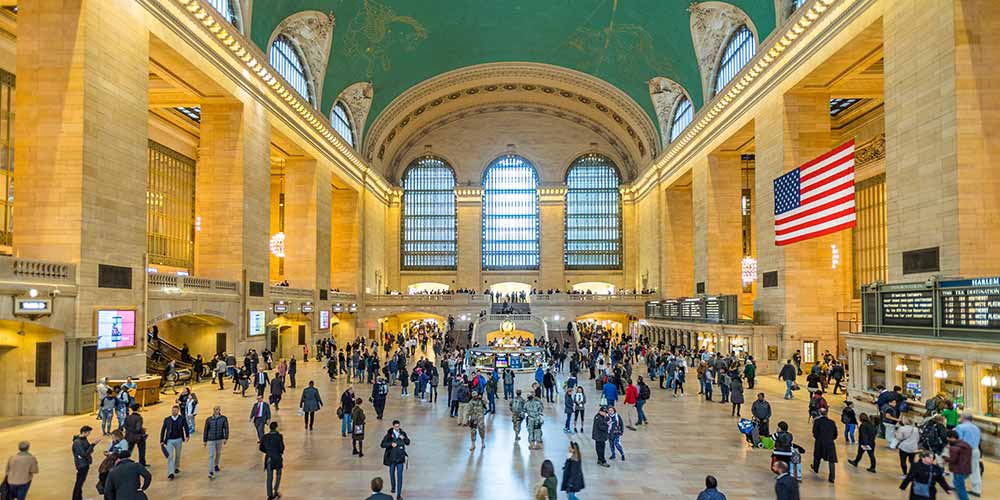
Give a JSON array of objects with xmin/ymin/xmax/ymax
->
[{"xmin": 14, "ymin": 297, "xmax": 51, "ymax": 316}]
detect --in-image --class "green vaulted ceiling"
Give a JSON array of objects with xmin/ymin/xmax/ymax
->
[{"xmin": 250, "ymin": 1, "xmax": 776, "ymax": 132}]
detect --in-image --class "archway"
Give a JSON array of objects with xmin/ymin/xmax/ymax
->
[
  {"xmin": 489, "ymin": 281, "xmax": 532, "ymax": 298},
  {"xmin": 150, "ymin": 314, "xmax": 235, "ymax": 374},
  {"xmin": 571, "ymin": 282, "xmax": 616, "ymax": 294},
  {"xmin": 0, "ymin": 321, "xmax": 64, "ymax": 417},
  {"xmin": 268, "ymin": 314, "xmax": 311, "ymax": 360},
  {"xmin": 406, "ymin": 282, "xmax": 449, "ymax": 294}
]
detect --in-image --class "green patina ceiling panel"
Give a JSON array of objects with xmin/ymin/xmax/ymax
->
[{"xmin": 250, "ymin": 1, "xmax": 776, "ymax": 131}]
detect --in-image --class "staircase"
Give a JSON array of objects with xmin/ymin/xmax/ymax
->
[
  {"xmin": 146, "ymin": 335, "xmax": 193, "ymax": 377},
  {"xmin": 471, "ymin": 314, "xmax": 548, "ymax": 345}
]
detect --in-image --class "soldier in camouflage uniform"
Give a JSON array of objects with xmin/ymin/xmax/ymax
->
[
  {"xmin": 467, "ymin": 394, "xmax": 487, "ymax": 450},
  {"xmin": 509, "ymin": 389, "xmax": 527, "ymax": 441},
  {"xmin": 525, "ymin": 394, "xmax": 545, "ymax": 449}
]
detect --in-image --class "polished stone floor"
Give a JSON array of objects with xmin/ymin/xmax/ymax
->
[{"xmin": 2, "ymin": 354, "xmax": 997, "ymax": 499}]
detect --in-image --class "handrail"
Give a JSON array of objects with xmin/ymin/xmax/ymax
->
[
  {"xmin": 147, "ymin": 273, "xmax": 239, "ymax": 294},
  {"xmin": 0, "ymin": 257, "xmax": 76, "ymax": 284},
  {"xmin": 270, "ymin": 286, "xmax": 314, "ymax": 298}
]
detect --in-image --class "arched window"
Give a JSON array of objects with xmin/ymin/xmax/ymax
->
[
  {"xmin": 669, "ymin": 97, "xmax": 694, "ymax": 143},
  {"xmin": 714, "ymin": 25, "xmax": 756, "ymax": 95},
  {"xmin": 565, "ymin": 154, "xmax": 621, "ymax": 270},
  {"xmin": 482, "ymin": 155, "xmax": 540, "ymax": 270},
  {"xmin": 270, "ymin": 34, "xmax": 315, "ymax": 106},
  {"xmin": 331, "ymin": 102, "xmax": 355, "ymax": 148},
  {"xmin": 792, "ymin": 0, "xmax": 807, "ymax": 9},
  {"xmin": 205, "ymin": 0, "xmax": 242, "ymax": 32},
  {"xmin": 401, "ymin": 157, "xmax": 457, "ymax": 270}
]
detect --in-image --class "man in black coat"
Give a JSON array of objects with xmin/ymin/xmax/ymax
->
[
  {"xmin": 772, "ymin": 460, "xmax": 800, "ymax": 500},
  {"xmin": 254, "ymin": 369, "xmax": 270, "ymax": 398},
  {"xmin": 123, "ymin": 404, "xmax": 147, "ymax": 466},
  {"xmin": 591, "ymin": 406, "xmax": 610, "ymax": 467},
  {"xmin": 259, "ymin": 421, "xmax": 285, "ymax": 500},
  {"xmin": 72, "ymin": 426, "xmax": 99, "ymax": 500},
  {"xmin": 811, "ymin": 407, "xmax": 838, "ymax": 483},
  {"xmin": 103, "ymin": 451, "xmax": 151, "ymax": 500},
  {"xmin": 380, "ymin": 420, "xmax": 410, "ymax": 499}
]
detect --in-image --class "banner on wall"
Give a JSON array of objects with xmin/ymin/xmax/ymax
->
[{"xmin": 248, "ymin": 310, "xmax": 266, "ymax": 336}]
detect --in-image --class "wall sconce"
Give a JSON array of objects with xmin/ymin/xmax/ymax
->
[
  {"xmin": 831, "ymin": 244, "xmax": 840, "ymax": 269},
  {"xmin": 933, "ymin": 369, "xmax": 948, "ymax": 379},
  {"xmin": 895, "ymin": 363, "xmax": 909, "ymax": 372},
  {"xmin": 981, "ymin": 375, "xmax": 998, "ymax": 387}
]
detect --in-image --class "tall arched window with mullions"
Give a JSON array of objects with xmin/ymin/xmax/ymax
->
[
  {"xmin": 401, "ymin": 157, "xmax": 457, "ymax": 270},
  {"xmin": 205, "ymin": 0, "xmax": 243, "ymax": 32},
  {"xmin": 482, "ymin": 155, "xmax": 540, "ymax": 270},
  {"xmin": 713, "ymin": 25, "xmax": 756, "ymax": 96},
  {"xmin": 331, "ymin": 102, "xmax": 355, "ymax": 148},
  {"xmin": 269, "ymin": 34, "xmax": 315, "ymax": 107},
  {"xmin": 669, "ymin": 96, "xmax": 693, "ymax": 143},
  {"xmin": 564, "ymin": 154, "xmax": 622, "ymax": 269}
]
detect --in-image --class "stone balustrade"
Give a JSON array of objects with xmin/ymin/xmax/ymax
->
[
  {"xmin": 0, "ymin": 257, "xmax": 76, "ymax": 285},
  {"xmin": 147, "ymin": 273, "xmax": 239, "ymax": 295}
]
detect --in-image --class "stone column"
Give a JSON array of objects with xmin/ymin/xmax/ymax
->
[
  {"xmin": 538, "ymin": 189, "xmax": 565, "ymax": 290},
  {"xmin": 662, "ymin": 185, "xmax": 694, "ymax": 296},
  {"xmin": 456, "ymin": 188, "xmax": 482, "ymax": 290},
  {"xmin": 196, "ymin": 100, "xmax": 271, "ymax": 283},
  {"xmin": 330, "ymin": 185, "xmax": 361, "ymax": 292},
  {"xmin": 692, "ymin": 152, "xmax": 743, "ymax": 297},
  {"xmin": 753, "ymin": 92, "xmax": 852, "ymax": 360},
  {"xmin": 283, "ymin": 158, "xmax": 331, "ymax": 290},
  {"xmin": 883, "ymin": 0, "xmax": 1000, "ymax": 281},
  {"xmin": 16, "ymin": 0, "xmax": 150, "ymax": 389}
]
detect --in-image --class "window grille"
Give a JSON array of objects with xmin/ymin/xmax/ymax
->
[
  {"xmin": 714, "ymin": 25, "xmax": 756, "ymax": 96},
  {"xmin": 565, "ymin": 154, "xmax": 621, "ymax": 270},
  {"xmin": 270, "ymin": 35, "xmax": 314, "ymax": 106},
  {"xmin": 147, "ymin": 141, "xmax": 196, "ymax": 270},
  {"xmin": 669, "ymin": 97, "xmax": 693, "ymax": 143},
  {"xmin": 331, "ymin": 102, "xmax": 355, "ymax": 147},
  {"xmin": 853, "ymin": 174, "xmax": 887, "ymax": 297},
  {"xmin": 482, "ymin": 155, "xmax": 540, "ymax": 270},
  {"xmin": 401, "ymin": 157, "xmax": 457, "ymax": 270},
  {"xmin": 205, "ymin": 0, "xmax": 242, "ymax": 31}
]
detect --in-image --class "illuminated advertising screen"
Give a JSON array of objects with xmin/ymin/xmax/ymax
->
[
  {"xmin": 495, "ymin": 354, "xmax": 509, "ymax": 369},
  {"xmin": 248, "ymin": 310, "xmax": 266, "ymax": 336},
  {"xmin": 319, "ymin": 310, "xmax": 330, "ymax": 330},
  {"xmin": 96, "ymin": 309, "xmax": 136, "ymax": 350}
]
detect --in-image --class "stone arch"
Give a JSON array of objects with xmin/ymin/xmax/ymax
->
[
  {"xmin": 648, "ymin": 77, "xmax": 694, "ymax": 145},
  {"xmin": 688, "ymin": 1, "xmax": 758, "ymax": 102},
  {"xmin": 267, "ymin": 10, "xmax": 336, "ymax": 107},
  {"xmin": 334, "ymin": 82, "xmax": 374, "ymax": 148}
]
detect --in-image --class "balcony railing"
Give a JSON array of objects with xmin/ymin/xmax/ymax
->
[
  {"xmin": 147, "ymin": 273, "xmax": 239, "ymax": 294},
  {"xmin": 529, "ymin": 293, "xmax": 655, "ymax": 304},
  {"xmin": 365, "ymin": 293, "xmax": 490, "ymax": 306},
  {"xmin": 270, "ymin": 286, "xmax": 314, "ymax": 299},
  {"xmin": 0, "ymin": 257, "xmax": 76, "ymax": 285}
]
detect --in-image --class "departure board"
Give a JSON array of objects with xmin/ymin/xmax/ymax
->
[
  {"xmin": 705, "ymin": 297, "xmax": 723, "ymax": 322},
  {"xmin": 940, "ymin": 279, "xmax": 1000, "ymax": 329},
  {"xmin": 880, "ymin": 290, "xmax": 934, "ymax": 327},
  {"xmin": 681, "ymin": 298, "xmax": 702, "ymax": 319},
  {"xmin": 644, "ymin": 296, "xmax": 737, "ymax": 324}
]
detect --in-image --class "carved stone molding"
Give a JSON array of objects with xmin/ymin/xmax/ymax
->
[
  {"xmin": 336, "ymin": 81, "xmax": 374, "ymax": 148},
  {"xmin": 268, "ymin": 10, "xmax": 336, "ymax": 107},
  {"xmin": 648, "ymin": 77, "xmax": 691, "ymax": 145},
  {"xmin": 688, "ymin": 1, "xmax": 756, "ymax": 101},
  {"xmin": 386, "ymin": 102, "xmax": 637, "ymax": 183},
  {"xmin": 855, "ymin": 133, "xmax": 886, "ymax": 167},
  {"xmin": 365, "ymin": 62, "xmax": 659, "ymax": 165}
]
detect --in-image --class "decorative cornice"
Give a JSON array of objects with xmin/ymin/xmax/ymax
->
[
  {"xmin": 158, "ymin": 0, "xmax": 393, "ymax": 201},
  {"xmin": 365, "ymin": 62, "xmax": 659, "ymax": 164},
  {"xmin": 631, "ymin": 0, "xmax": 844, "ymax": 201},
  {"xmin": 386, "ymin": 101, "xmax": 637, "ymax": 183}
]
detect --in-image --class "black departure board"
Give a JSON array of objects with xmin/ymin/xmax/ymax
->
[
  {"xmin": 645, "ymin": 296, "xmax": 737, "ymax": 324},
  {"xmin": 939, "ymin": 278, "xmax": 1000, "ymax": 329},
  {"xmin": 705, "ymin": 297, "xmax": 723, "ymax": 322},
  {"xmin": 880, "ymin": 290, "xmax": 934, "ymax": 327},
  {"xmin": 681, "ymin": 299, "xmax": 702, "ymax": 319}
]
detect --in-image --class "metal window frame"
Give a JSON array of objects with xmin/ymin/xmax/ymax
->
[
  {"xmin": 270, "ymin": 34, "xmax": 314, "ymax": 107},
  {"xmin": 564, "ymin": 154, "xmax": 622, "ymax": 270},
  {"xmin": 714, "ymin": 25, "xmax": 756, "ymax": 95},
  {"xmin": 331, "ymin": 102, "xmax": 355, "ymax": 148},
  {"xmin": 669, "ymin": 97, "xmax": 693, "ymax": 143},
  {"xmin": 147, "ymin": 140, "xmax": 196, "ymax": 270},
  {"xmin": 401, "ymin": 156, "xmax": 457, "ymax": 271},
  {"xmin": 481, "ymin": 155, "xmax": 540, "ymax": 271}
]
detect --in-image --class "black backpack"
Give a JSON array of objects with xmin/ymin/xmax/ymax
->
[
  {"xmin": 457, "ymin": 386, "xmax": 471, "ymax": 403},
  {"xmin": 639, "ymin": 383, "xmax": 651, "ymax": 401}
]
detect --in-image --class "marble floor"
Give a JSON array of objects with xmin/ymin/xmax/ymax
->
[{"xmin": 1, "ymin": 358, "xmax": 997, "ymax": 500}]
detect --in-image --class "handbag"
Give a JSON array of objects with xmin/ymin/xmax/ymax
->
[
  {"xmin": 0, "ymin": 476, "xmax": 11, "ymax": 500},
  {"xmin": 599, "ymin": 395, "xmax": 608, "ymax": 406}
]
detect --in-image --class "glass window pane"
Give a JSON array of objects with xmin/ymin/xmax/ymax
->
[
  {"xmin": 402, "ymin": 156, "xmax": 457, "ymax": 270},
  {"xmin": 331, "ymin": 103, "xmax": 355, "ymax": 147},
  {"xmin": 147, "ymin": 141, "xmax": 196, "ymax": 270},
  {"xmin": 565, "ymin": 154, "xmax": 621, "ymax": 270},
  {"xmin": 714, "ymin": 25, "xmax": 756, "ymax": 95},
  {"xmin": 482, "ymin": 155, "xmax": 540, "ymax": 270},
  {"xmin": 270, "ymin": 35, "xmax": 314, "ymax": 107},
  {"xmin": 669, "ymin": 97, "xmax": 693, "ymax": 143},
  {"xmin": 205, "ymin": 0, "xmax": 242, "ymax": 31}
]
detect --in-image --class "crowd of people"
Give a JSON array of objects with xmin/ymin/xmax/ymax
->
[{"xmin": 6, "ymin": 314, "xmax": 994, "ymax": 500}]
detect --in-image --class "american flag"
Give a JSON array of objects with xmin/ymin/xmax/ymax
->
[{"xmin": 773, "ymin": 140, "xmax": 856, "ymax": 246}]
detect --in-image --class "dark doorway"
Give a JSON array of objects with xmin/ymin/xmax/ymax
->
[{"xmin": 216, "ymin": 332, "xmax": 227, "ymax": 356}]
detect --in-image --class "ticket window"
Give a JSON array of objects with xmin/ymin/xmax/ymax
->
[
  {"xmin": 899, "ymin": 358, "xmax": 923, "ymax": 400},
  {"xmin": 934, "ymin": 361, "xmax": 965, "ymax": 408},
  {"xmin": 866, "ymin": 354, "xmax": 886, "ymax": 391},
  {"xmin": 729, "ymin": 337, "xmax": 749, "ymax": 356},
  {"xmin": 982, "ymin": 367, "xmax": 1000, "ymax": 417},
  {"xmin": 697, "ymin": 333, "xmax": 717, "ymax": 351}
]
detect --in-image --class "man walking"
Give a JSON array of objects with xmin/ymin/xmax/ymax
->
[
  {"xmin": 810, "ymin": 407, "xmax": 838, "ymax": 483},
  {"xmin": 946, "ymin": 430, "xmax": 972, "ymax": 500},
  {"xmin": 249, "ymin": 395, "xmax": 271, "ymax": 443},
  {"xmin": 254, "ymin": 368, "xmax": 270, "ymax": 398},
  {"xmin": 123, "ymin": 403, "xmax": 147, "ymax": 466},
  {"xmin": 467, "ymin": 394, "xmax": 487, "ymax": 451},
  {"xmin": 502, "ymin": 368, "xmax": 515, "ymax": 400},
  {"xmin": 259, "ymin": 421, "xmax": 285, "ymax": 500},
  {"xmin": 215, "ymin": 356, "xmax": 227, "ymax": 390},
  {"xmin": 371, "ymin": 377, "xmax": 388, "ymax": 420},
  {"xmin": 955, "ymin": 412, "xmax": 982, "ymax": 497},
  {"xmin": 779, "ymin": 360, "xmax": 797, "ymax": 399},
  {"xmin": 203, "ymin": 405, "xmax": 229, "ymax": 479},
  {"xmin": 5, "ymin": 441, "xmax": 39, "ymax": 500},
  {"xmin": 525, "ymin": 394, "xmax": 545, "ymax": 450},
  {"xmin": 591, "ymin": 406, "xmax": 610, "ymax": 467},
  {"xmin": 160, "ymin": 405, "xmax": 189, "ymax": 480},
  {"xmin": 300, "ymin": 380, "xmax": 324, "ymax": 430},
  {"xmin": 510, "ymin": 389, "xmax": 527, "ymax": 441},
  {"xmin": 380, "ymin": 420, "xmax": 410, "ymax": 500}
]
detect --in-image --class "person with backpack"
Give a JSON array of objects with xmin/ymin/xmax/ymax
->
[
  {"xmin": 371, "ymin": 377, "xmax": 389, "ymax": 420},
  {"xmin": 807, "ymin": 391, "xmax": 828, "ymax": 421},
  {"xmin": 920, "ymin": 415, "xmax": 948, "ymax": 458},
  {"xmin": 454, "ymin": 379, "xmax": 472, "ymax": 425},
  {"xmin": 635, "ymin": 377, "xmax": 650, "ymax": 425},
  {"xmin": 900, "ymin": 450, "xmax": 951, "ymax": 499},
  {"xmin": 771, "ymin": 421, "xmax": 802, "ymax": 481},
  {"xmin": 848, "ymin": 412, "xmax": 878, "ymax": 472},
  {"xmin": 510, "ymin": 389, "xmax": 527, "ymax": 441},
  {"xmin": 841, "ymin": 401, "xmax": 858, "ymax": 444},
  {"xmin": 881, "ymin": 399, "xmax": 901, "ymax": 449},
  {"xmin": 743, "ymin": 359, "xmax": 756, "ymax": 389}
]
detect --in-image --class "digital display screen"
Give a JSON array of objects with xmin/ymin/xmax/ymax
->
[
  {"xmin": 319, "ymin": 310, "xmax": 330, "ymax": 330},
  {"xmin": 940, "ymin": 284, "xmax": 1000, "ymax": 329},
  {"xmin": 509, "ymin": 353, "xmax": 523, "ymax": 369},
  {"xmin": 273, "ymin": 304, "xmax": 289, "ymax": 314},
  {"xmin": 495, "ymin": 354, "xmax": 509, "ymax": 368},
  {"xmin": 96, "ymin": 309, "xmax": 136, "ymax": 350},
  {"xmin": 881, "ymin": 290, "xmax": 934, "ymax": 327},
  {"xmin": 248, "ymin": 310, "xmax": 266, "ymax": 336}
]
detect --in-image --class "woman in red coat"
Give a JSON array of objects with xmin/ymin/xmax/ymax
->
[{"xmin": 623, "ymin": 380, "xmax": 639, "ymax": 429}]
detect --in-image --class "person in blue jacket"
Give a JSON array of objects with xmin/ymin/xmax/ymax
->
[{"xmin": 602, "ymin": 379, "xmax": 618, "ymax": 407}]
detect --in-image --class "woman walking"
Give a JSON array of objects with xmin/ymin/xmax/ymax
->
[
  {"xmin": 540, "ymin": 459, "xmax": 557, "ymax": 500},
  {"xmin": 184, "ymin": 392, "xmax": 199, "ymax": 434},
  {"xmin": 572, "ymin": 387, "xmax": 586, "ymax": 432},
  {"xmin": 351, "ymin": 398, "xmax": 367, "ymax": 457},
  {"xmin": 900, "ymin": 450, "xmax": 951, "ymax": 499},
  {"xmin": 561, "ymin": 442, "xmax": 585, "ymax": 500},
  {"xmin": 847, "ymin": 413, "xmax": 878, "ymax": 473},
  {"xmin": 895, "ymin": 417, "xmax": 921, "ymax": 476},
  {"xmin": 730, "ymin": 376, "xmax": 745, "ymax": 417}
]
